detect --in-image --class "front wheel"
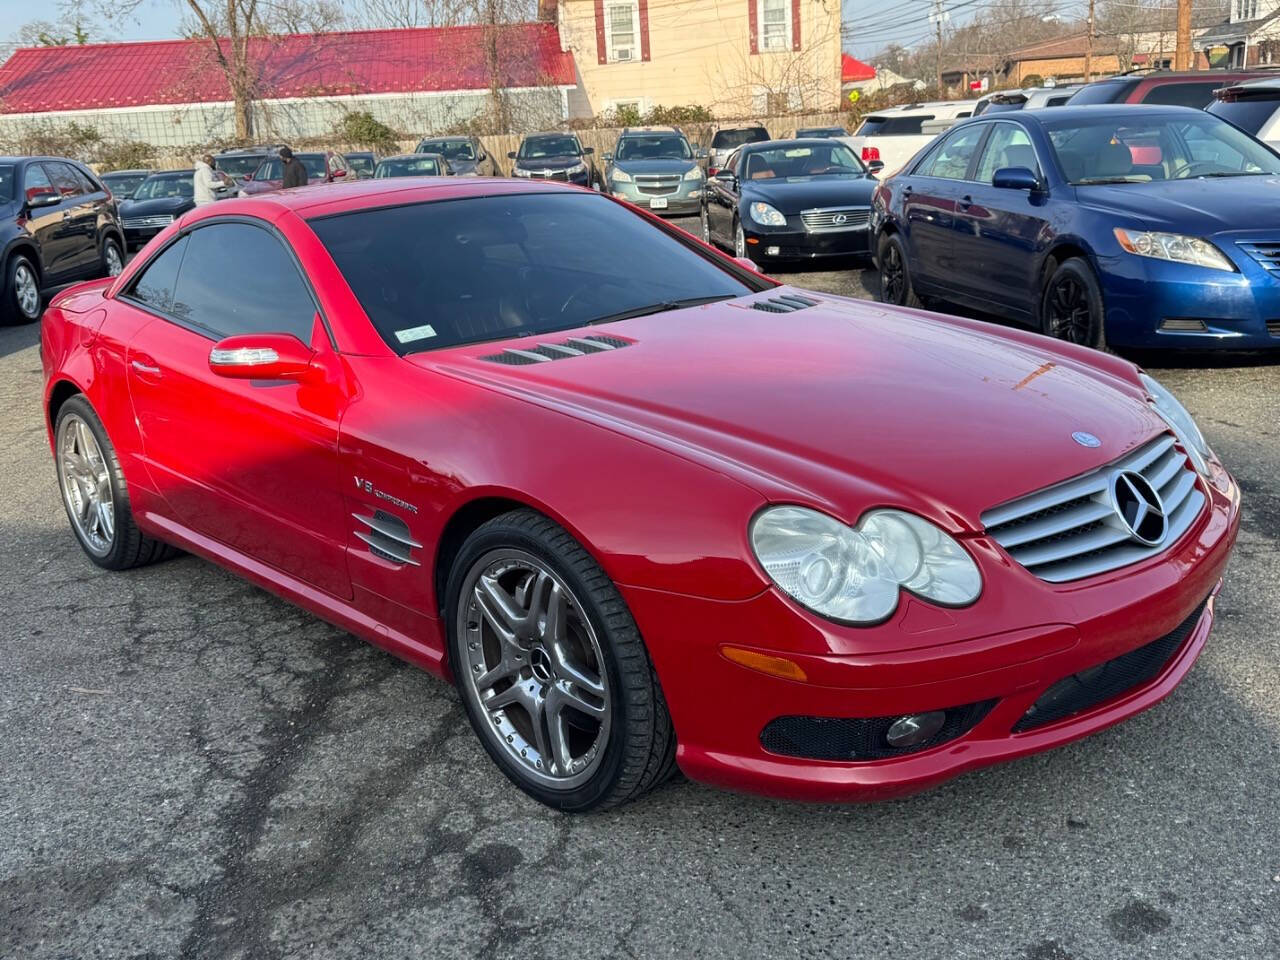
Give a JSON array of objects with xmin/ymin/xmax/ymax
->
[
  {"xmin": 447, "ymin": 509, "xmax": 676, "ymax": 811},
  {"xmin": 876, "ymin": 232, "xmax": 919, "ymax": 307},
  {"xmin": 101, "ymin": 236, "xmax": 124, "ymax": 278},
  {"xmin": 1040, "ymin": 257, "xmax": 1107, "ymax": 350},
  {"xmin": 3, "ymin": 254, "xmax": 42, "ymax": 325},
  {"xmin": 734, "ymin": 218, "xmax": 747, "ymax": 259}
]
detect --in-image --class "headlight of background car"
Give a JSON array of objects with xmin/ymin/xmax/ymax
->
[
  {"xmin": 750, "ymin": 506, "xmax": 982, "ymax": 625},
  {"xmin": 1140, "ymin": 373, "xmax": 1214, "ymax": 476},
  {"xmin": 1114, "ymin": 228, "xmax": 1235, "ymax": 272},
  {"xmin": 511, "ymin": 167, "xmax": 532, "ymax": 178},
  {"xmin": 565, "ymin": 161, "xmax": 587, "ymax": 175},
  {"xmin": 683, "ymin": 166, "xmax": 704, "ymax": 181},
  {"xmin": 611, "ymin": 168, "xmax": 633, "ymax": 183},
  {"xmin": 749, "ymin": 202, "xmax": 787, "ymax": 227}
]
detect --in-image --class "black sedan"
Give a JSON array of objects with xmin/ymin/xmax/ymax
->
[
  {"xmin": 508, "ymin": 132, "xmax": 601, "ymax": 189},
  {"xmin": 118, "ymin": 170, "xmax": 195, "ymax": 249},
  {"xmin": 702, "ymin": 139, "xmax": 883, "ymax": 264}
]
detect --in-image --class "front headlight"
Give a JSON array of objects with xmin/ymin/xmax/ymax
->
[
  {"xmin": 1140, "ymin": 373, "xmax": 1213, "ymax": 476},
  {"xmin": 565, "ymin": 161, "xmax": 587, "ymax": 175},
  {"xmin": 611, "ymin": 168, "xmax": 633, "ymax": 183},
  {"xmin": 750, "ymin": 506, "xmax": 982, "ymax": 625},
  {"xmin": 511, "ymin": 166, "xmax": 532, "ymax": 178},
  {"xmin": 683, "ymin": 166, "xmax": 704, "ymax": 181},
  {"xmin": 749, "ymin": 202, "xmax": 787, "ymax": 227},
  {"xmin": 1114, "ymin": 228, "xmax": 1235, "ymax": 272}
]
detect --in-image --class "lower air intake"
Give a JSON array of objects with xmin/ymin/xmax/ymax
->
[
  {"xmin": 1014, "ymin": 597, "xmax": 1208, "ymax": 732},
  {"xmin": 760, "ymin": 700, "xmax": 995, "ymax": 761}
]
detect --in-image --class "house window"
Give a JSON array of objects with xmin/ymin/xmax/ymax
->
[
  {"xmin": 759, "ymin": 0, "xmax": 791, "ymax": 51},
  {"xmin": 606, "ymin": 2, "xmax": 640, "ymax": 62}
]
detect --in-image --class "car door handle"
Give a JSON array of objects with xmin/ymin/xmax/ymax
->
[
  {"xmin": 130, "ymin": 358, "xmax": 161, "ymax": 377},
  {"xmin": 901, "ymin": 185, "xmax": 913, "ymax": 197},
  {"xmin": 957, "ymin": 195, "xmax": 973, "ymax": 211}
]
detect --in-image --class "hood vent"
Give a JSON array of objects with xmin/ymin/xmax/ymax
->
[
  {"xmin": 354, "ymin": 510, "xmax": 421, "ymax": 566},
  {"xmin": 479, "ymin": 334, "xmax": 633, "ymax": 366},
  {"xmin": 751, "ymin": 293, "xmax": 820, "ymax": 313}
]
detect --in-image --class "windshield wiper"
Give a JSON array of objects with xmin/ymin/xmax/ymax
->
[
  {"xmin": 586, "ymin": 294, "xmax": 738, "ymax": 325},
  {"xmin": 1075, "ymin": 176, "xmax": 1149, "ymax": 185},
  {"xmin": 1194, "ymin": 170, "xmax": 1270, "ymax": 178}
]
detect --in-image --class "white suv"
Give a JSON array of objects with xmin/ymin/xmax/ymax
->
[
  {"xmin": 842, "ymin": 100, "xmax": 978, "ymax": 177},
  {"xmin": 1208, "ymin": 78, "xmax": 1280, "ymax": 150}
]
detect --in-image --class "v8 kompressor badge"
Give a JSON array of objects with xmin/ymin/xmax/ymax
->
[{"xmin": 354, "ymin": 476, "xmax": 418, "ymax": 514}]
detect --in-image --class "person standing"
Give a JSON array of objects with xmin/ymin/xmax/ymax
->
[
  {"xmin": 193, "ymin": 154, "xmax": 231, "ymax": 206},
  {"xmin": 280, "ymin": 147, "xmax": 308, "ymax": 189}
]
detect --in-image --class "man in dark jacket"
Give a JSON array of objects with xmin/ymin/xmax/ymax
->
[{"xmin": 280, "ymin": 146, "xmax": 308, "ymax": 189}]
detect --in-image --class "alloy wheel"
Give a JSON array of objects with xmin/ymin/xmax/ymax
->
[
  {"xmin": 701, "ymin": 205, "xmax": 711, "ymax": 243},
  {"xmin": 880, "ymin": 243, "xmax": 905, "ymax": 303},
  {"xmin": 104, "ymin": 242, "xmax": 124, "ymax": 277},
  {"xmin": 457, "ymin": 549, "xmax": 611, "ymax": 790},
  {"xmin": 57, "ymin": 413, "xmax": 115, "ymax": 556},
  {"xmin": 1046, "ymin": 275, "xmax": 1095, "ymax": 345},
  {"xmin": 14, "ymin": 262, "xmax": 39, "ymax": 318},
  {"xmin": 735, "ymin": 222, "xmax": 746, "ymax": 258}
]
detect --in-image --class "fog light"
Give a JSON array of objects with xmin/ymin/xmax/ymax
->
[
  {"xmin": 766, "ymin": 245, "xmax": 781, "ymax": 257},
  {"xmin": 885, "ymin": 711, "xmax": 946, "ymax": 748}
]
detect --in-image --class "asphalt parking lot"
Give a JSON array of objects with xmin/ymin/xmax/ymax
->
[{"xmin": 2, "ymin": 231, "xmax": 1277, "ymax": 960}]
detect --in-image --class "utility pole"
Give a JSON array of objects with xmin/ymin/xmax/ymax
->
[
  {"xmin": 1084, "ymin": 0, "xmax": 1095, "ymax": 82},
  {"xmin": 1175, "ymin": 0, "xmax": 1192, "ymax": 70},
  {"xmin": 930, "ymin": 0, "xmax": 950, "ymax": 94}
]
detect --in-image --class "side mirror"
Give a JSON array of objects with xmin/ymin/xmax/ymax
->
[
  {"xmin": 332, "ymin": 168, "xmax": 346, "ymax": 178},
  {"xmin": 507, "ymin": 151, "xmax": 518, "ymax": 160},
  {"xmin": 582, "ymin": 146, "xmax": 595, "ymax": 155},
  {"xmin": 209, "ymin": 333, "xmax": 316, "ymax": 381},
  {"xmin": 26, "ymin": 191, "xmax": 61, "ymax": 209},
  {"xmin": 696, "ymin": 149, "xmax": 709, "ymax": 159},
  {"xmin": 867, "ymin": 159, "xmax": 885, "ymax": 175},
  {"xmin": 992, "ymin": 166, "xmax": 1040, "ymax": 191},
  {"xmin": 714, "ymin": 170, "xmax": 737, "ymax": 186},
  {"xmin": 733, "ymin": 255, "xmax": 760, "ymax": 273}
]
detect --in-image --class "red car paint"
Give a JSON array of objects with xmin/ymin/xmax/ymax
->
[{"xmin": 41, "ymin": 179, "xmax": 1240, "ymax": 802}]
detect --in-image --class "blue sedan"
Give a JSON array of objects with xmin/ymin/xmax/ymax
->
[{"xmin": 871, "ymin": 105, "xmax": 1280, "ymax": 350}]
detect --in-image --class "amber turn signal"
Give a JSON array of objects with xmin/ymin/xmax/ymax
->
[{"xmin": 720, "ymin": 645, "xmax": 807, "ymax": 682}]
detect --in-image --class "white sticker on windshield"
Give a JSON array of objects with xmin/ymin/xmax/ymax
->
[{"xmin": 395, "ymin": 324, "xmax": 437, "ymax": 344}]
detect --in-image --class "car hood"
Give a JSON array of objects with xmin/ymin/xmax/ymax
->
[
  {"xmin": 743, "ymin": 177, "xmax": 877, "ymax": 213},
  {"xmin": 1076, "ymin": 176, "xmax": 1280, "ymax": 234},
  {"xmin": 514, "ymin": 155, "xmax": 583, "ymax": 171},
  {"xmin": 611, "ymin": 158, "xmax": 699, "ymax": 176},
  {"xmin": 119, "ymin": 196, "xmax": 193, "ymax": 216},
  {"xmin": 239, "ymin": 179, "xmax": 282, "ymax": 195},
  {"xmin": 413, "ymin": 292, "xmax": 1164, "ymax": 532}
]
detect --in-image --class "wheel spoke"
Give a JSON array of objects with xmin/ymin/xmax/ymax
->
[
  {"xmin": 548, "ymin": 676, "xmax": 606, "ymax": 719},
  {"xmin": 473, "ymin": 633, "xmax": 526, "ymax": 693},
  {"xmin": 525, "ymin": 686, "xmax": 555, "ymax": 771},
  {"xmin": 482, "ymin": 681, "xmax": 529, "ymax": 714},
  {"xmin": 474, "ymin": 573, "xmax": 525, "ymax": 641},
  {"xmin": 540, "ymin": 580, "xmax": 567, "ymax": 645},
  {"xmin": 542, "ymin": 688, "xmax": 577, "ymax": 774}
]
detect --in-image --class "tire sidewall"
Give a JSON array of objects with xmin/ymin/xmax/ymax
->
[
  {"xmin": 877, "ymin": 232, "xmax": 911, "ymax": 306},
  {"xmin": 54, "ymin": 396, "xmax": 131, "ymax": 569},
  {"xmin": 6, "ymin": 254, "xmax": 41, "ymax": 324},
  {"xmin": 101, "ymin": 236, "xmax": 124, "ymax": 277},
  {"xmin": 1040, "ymin": 258, "xmax": 1107, "ymax": 350},
  {"xmin": 445, "ymin": 518, "xmax": 633, "ymax": 811}
]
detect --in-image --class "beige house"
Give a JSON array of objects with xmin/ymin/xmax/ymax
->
[{"xmin": 545, "ymin": 0, "xmax": 843, "ymax": 119}]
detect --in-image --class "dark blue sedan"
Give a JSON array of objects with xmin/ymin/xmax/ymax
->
[{"xmin": 871, "ymin": 105, "xmax": 1280, "ymax": 350}]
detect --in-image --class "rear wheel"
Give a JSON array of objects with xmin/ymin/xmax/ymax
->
[
  {"xmin": 877, "ymin": 232, "xmax": 919, "ymax": 307},
  {"xmin": 734, "ymin": 218, "xmax": 746, "ymax": 259},
  {"xmin": 3, "ymin": 254, "xmax": 42, "ymax": 325},
  {"xmin": 700, "ymin": 203, "xmax": 713, "ymax": 245},
  {"xmin": 1040, "ymin": 257, "xmax": 1107, "ymax": 350},
  {"xmin": 54, "ymin": 395, "xmax": 177, "ymax": 570},
  {"xmin": 447, "ymin": 509, "xmax": 676, "ymax": 811},
  {"xmin": 101, "ymin": 236, "xmax": 124, "ymax": 278}
]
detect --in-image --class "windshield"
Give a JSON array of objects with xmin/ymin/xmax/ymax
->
[
  {"xmin": 254, "ymin": 155, "xmax": 329, "ymax": 181},
  {"xmin": 1045, "ymin": 113, "xmax": 1280, "ymax": 184},
  {"xmin": 616, "ymin": 135, "xmax": 693, "ymax": 161},
  {"xmin": 1207, "ymin": 96, "xmax": 1280, "ymax": 136},
  {"xmin": 855, "ymin": 115, "xmax": 931, "ymax": 136},
  {"xmin": 420, "ymin": 139, "xmax": 476, "ymax": 161},
  {"xmin": 346, "ymin": 155, "xmax": 375, "ymax": 176},
  {"xmin": 133, "ymin": 174, "xmax": 194, "ymax": 200},
  {"xmin": 217, "ymin": 154, "xmax": 269, "ymax": 177},
  {"xmin": 741, "ymin": 143, "xmax": 865, "ymax": 181},
  {"xmin": 0, "ymin": 164, "xmax": 13, "ymax": 203},
  {"xmin": 795, "ymin": 127, "xmax": 846, "ymax": 138},
  {"xmin": 519, "ymin": 136, "xmax": 580, "ymax": 159},
  {"xmin": 103, "ymin": 172, "xmax": 148, "ymax": 196},
  {"xmin": 308, "ymin": 192, "xmax": 760, "ymax": 355},
  {"xmin": 1066, "ymin": 79, "xmax": 1138, "ymax": 105},
  {"xmin": 375, "ymin": 157, "xmax": 443, "ymax": 177},
  {"xmin": 711, "ymin": 128, "xmax": 769, "ymax": 149}
]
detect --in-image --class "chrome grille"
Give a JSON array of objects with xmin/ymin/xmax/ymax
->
[
  {"xmin": 981, "ymin": 434, "xmax": 1205, "ymax": 583},
  {"xmin": 800, "ymin": 207, "xmax": 871, "ymax": 233},
  {"xmin": 635, "ymin": 174, "xmax": 681, "ymax": 197},
  {"xmin": 122, "ymin": 215, "xmax": 175, "ymax": 230},
  {"xmin": 1267, "ymin": 319, "xmax": 1280, "ymax": 337},
  {"xmin": 1237, "ymin": 240, "xmax": 1280, "ymax": 272},
  {"xmin": 528, "ymin": 169, "xmax": 570, "ymax": 181}
]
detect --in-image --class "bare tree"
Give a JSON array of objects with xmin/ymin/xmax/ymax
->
[
  {"xmin": 15, "ymin": 0, "xmax": 99, "ymax": 46},
  {"xmin": 351, "ymin": 0, "xmax": 474, "ymax": 29}
]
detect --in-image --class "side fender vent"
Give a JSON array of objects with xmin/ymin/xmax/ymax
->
[
  {"xmin": 479, "ymin": 334, "xmax": 634, "ymax": 365},
  {"xmin": 354, "ymin": 509, "xmax": 422, "ymax": 566},
  {"xmin": 751, "ymin": 293, "xmax": 820, "ymax": 313}
]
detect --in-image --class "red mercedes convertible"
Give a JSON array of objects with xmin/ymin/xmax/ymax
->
[{"xmin": 41, "ymin": 178, "xmax": 1240, "ymax": 810}]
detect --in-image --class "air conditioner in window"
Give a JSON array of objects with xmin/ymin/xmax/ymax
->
[{"xmin": 615, "ymin": 47, "xmax": 634, "ymax": 61}]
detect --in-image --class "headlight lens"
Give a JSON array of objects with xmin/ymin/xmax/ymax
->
[
  {"xmin": 611, "ymin": 168, "xmax": 633, "ymax": 183},
  {"xmin": 750, "ymin": 506, "xmax": 981, "ymax": 625},
  {"xmin": 683, "ymin": 165, "xmax": 704, "ymax": 181},
  {"xmin": 511, "ymin": 166, "xmax": 532, "ymax": 178},
  {"xmin": 749, "ymin": 201, "xmax": 787, "ymax": 227},
  {"xmin": 1140, "ymin": 373, "xmax": 1213, "ymax": 475},
  {"xmin": 565, "ymin": 161, "xmax": 587, "ymax": 175},
  {"xmin": 1114, "ymin": 228, "xmax": 1235, "ymax": 272}
]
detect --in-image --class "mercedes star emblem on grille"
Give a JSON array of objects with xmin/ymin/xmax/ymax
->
[
  {"xmin": 1072, "ymin": 431, "xmax": 1101, "ymax": 447},
  {"xmin": 1110, "ymin": 469, "xmax": 1167, "ymax": 546}
]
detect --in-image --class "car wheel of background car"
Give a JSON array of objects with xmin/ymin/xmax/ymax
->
[
  {"xmin": 701, "ymin": 205, "xmax": 713, "ymax": 245},
  {"xmin": 101, "ymin": 237, "xmax": 124, "ymax": 278},
  {"xmin": 734, "ymin": 219, "xmax": 746, "ymax": 259},
  {"xmin": 877, "ymin": 232, "xmax": 920, "ymax": 307},
  {"xmin": 3, "ymin": 254, "xmax": 43, "ymax": 325},
  {"xmin": 1040, "ymin": 258, "xmax": 1107, "ymax": 351},
  {"xmin": 447, "ymin": 508, "xmax": 676, "ymax": 811},
  {"xmin": 54, "ymin": 395, "xmax": 178, "ymax": 571}
]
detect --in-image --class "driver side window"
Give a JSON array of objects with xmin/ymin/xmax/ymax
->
[{"xmin": 917, "ymin": 125, "xmax": 987, "ymax": 181}]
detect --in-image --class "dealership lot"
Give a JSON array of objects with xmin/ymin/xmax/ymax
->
[{"xmin": 2, "ymin": 244, "xmax": 1277, "ymax": 959}]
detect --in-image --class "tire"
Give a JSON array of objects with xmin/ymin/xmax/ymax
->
[
  {"xmin": 447, "ymin": 508, "xmax": 676, "ymax": 811},
  {"xmin": 876, "ymin": 232, "xmax": 920, "ymax": 307},
  {"xmin": 1039, "ymin": 257, "xmax": 1107, "ymax": 351},
  {"xmin": 101, "ymin": 235, "xmax": 124, "ymax": 278},
  {"xmin": 700, "ymin": 203, "xmax": 713, "ymax": 246},
  {"xmin": 53, "ymin": 395, "xmax": 178, "ymax": 571},
  {"xmin": 3, "ymin": 253, "xmax": 43, "ymax": 325},
  {"xmin": 734, "ymin": 217, "xmax": 747, "ymax": 259}
]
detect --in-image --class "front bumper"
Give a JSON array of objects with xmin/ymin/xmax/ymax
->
[
  {"xmin": 743, "ymin": 222, "xmax": 873, "ymax": 260},
  {"xmin": 610, "ymin": 179, "xmax": 703, "ymax": 216},
  {"xmin": 1100, "ymin": 241, "xmax": 1280, "ymax": 349},
  {"xmin": 519, "ymin": 168, "xmax": 591, "ymax": 187},
  {"xmin": 624, "ymin": 465, "xmax": 1240, "ymax": 802}
]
